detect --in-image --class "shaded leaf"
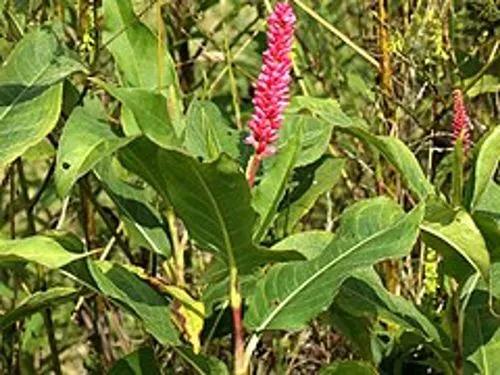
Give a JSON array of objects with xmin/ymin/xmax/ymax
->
[
  {"xmin": 175, "ymin": 347, "xmax": 229, "ymax": 375},
  {"xmin": 108, "ymin": 347, "xmax": 161, "ymax": 375},
  {"xmin": 319, "ymin": 360, "xmax": 378, "ymax": 375}
]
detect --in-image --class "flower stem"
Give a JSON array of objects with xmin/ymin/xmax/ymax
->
[
  {"xmin": 245, "ymin": 154, "xmax": 261, "ymax": 188},
  {"xmin": 230, "ymin": 267, "xmax": 245, "ymax": 375}
]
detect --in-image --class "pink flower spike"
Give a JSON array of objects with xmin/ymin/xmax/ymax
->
[
  {"xmin": 245, "ymin": 2, "xmax": 296, "ymax": 158},
  {"xmin": 451, "ymin": 89, "xmax": 471, "ymax": 152}
]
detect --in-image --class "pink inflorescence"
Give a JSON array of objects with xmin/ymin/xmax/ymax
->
[
  {"xmin": 451, "ymin": 89, "xmax": 471, "ymax": 152},
  {"xmin": 246, "ymin": 2, "xmax": 296, "ymax": 157}
]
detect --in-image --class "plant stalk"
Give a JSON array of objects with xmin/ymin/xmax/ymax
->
[
  {"xmin": 230, "ymin": 266, "xmax": 245, "ymax": 375},
  {"xmin": 245, "ymin": 154, "xmax": 261, "ymax": 188}
]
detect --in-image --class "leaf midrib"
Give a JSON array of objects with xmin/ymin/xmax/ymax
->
[{"xmin": 256, "ymin": 213, "xmax": 410, "ymax": 331}]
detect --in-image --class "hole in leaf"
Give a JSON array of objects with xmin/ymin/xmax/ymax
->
[{"xmin": 62, "ymin": 162, "xmax": 71, "ymax": 170}]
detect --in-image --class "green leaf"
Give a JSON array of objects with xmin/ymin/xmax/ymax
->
[
  {"xmin": 421, "ymin": 197, "xmax": 490, "ymax": 280},
  {"xmin": 471, "ymin": 126, "xmax": 500, "ymax": 210},
  {"xmin": 338, "ymin": 126, "xmax": 433, "ymax": 200},
  {"xmin": 319, "ymin": 360, "xmax": 378, "ymax": 375},
  {"xmin": 463, "ymin": 291, "xmax": 500, "ymax": 375},
  {"xmin": 0, "ymin": 235, "xmax": 88, "ymax": 269},
  {"xmin": 184, "ymin": 99, "xmax": 239, "ymax": 161},
  {"xmin": 119, "ymin": 140, "xmax": 302, "ymax": 275},
  {"xmin": 108, "ymin": 347, "xmax": 161, "ymax": 375},
  {"xmin": 275, "ymin": 156, "xmax": 345, "ymax": 234},
  {"xmin": 272, "ymin": 231, "xmax": 335, "ymax": 260},
  {"xmin": 100, "ymin": 84, "xmax": 182, "ymax": 149},
  {"xmin": 252, "ymin": 131, "xmax": 301, "ymax": 241},
  {"xmin": 0, "ymin": 27, "xmax": 82, "ymax": 168},
  {"xmin": 103, "ymin": 0, "xmax": 175, "ymax": 90},
  {"xmin": 335, "ymin": 269, "xmax": 445, "ymax": 347},
  {"xmin": 95, "ymin": 160, "xmax": 171, "ymax": 257},
  {"xmin": 245, "ymin": 197, "xmax": 424, "ymax": 331},
  {"xmin": 89, "ymin": 260, "xmax": 179, "ymax": 345},
  {"xmin": 280, "ymin": 114, "xmax": 332, "ymax": 167},
  {"xmin": 55, "ymin": 104, "xmax": 134, "ymax": 197},
  {"xmin": 0, "ymin": 287, "xmax": 78, "ymax": 331},
  {"xmin": 287, "ymin": 96, "xmax": 353, "ymax": 127},
  {"xmin": 175, "ymin": 347, "xmax": 229, "ymax": 375}
]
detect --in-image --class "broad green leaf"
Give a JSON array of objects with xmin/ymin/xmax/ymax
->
[
  {"xmin": 471, "ymin": 126, "xmax": 500, "ymax": 210},
  {"xmin": 338, "ymin": 126, "xmax": 433, "ymax": 200},
  {"xmin": 465, "ymin": 75, "xmax": 500, "ymax": 98},
  {"xmin": 89, "ymin": 260, "xmax": 179, "ymax": 345},
  {"xmin": 245, "ymin": 197, "xmax": 424, "ymax": 331},
  {"xmin": 55, "ymin": 104, "xmax": 134, "ymax": 197},
  {"xmin": 463, "ymin": 291, "xmax": 500, "ymax": 375},
  {"xmin": 252, "ymin": 131, "xmax": 301, "ymax": 241},
  {"xmin": 108, "ymin": 347, "xmax": 161, "ymax": 375},
  {"xmin": 319, "ymin": 360, "xmax": 378, "ymax": 375},
  {"xmin": 175, "ymin": 347, "xmax": 229, "ymax": 375},
  {"xmin": 335, "ymin": 269, "xmax": 445, "ymax": 347},
  {"xmin": 0, "ymin": 27, "xmax": 83, "ymax": 168},
  {"xmin": 119, "ymin": 140, "xmax": 302, "ymax": 275},
  {"xmin": 280, "ymin": 114, "xmax": 332, "ymax": 167},
  {"xmin": 184, "ymin": 100, "xmax": 239, "ymax": 161},
  {"xmin": 95, "ymin": 160, "xmax": 171, "ymax": 257},
  {"xmin": 103, "ymin": 0, "xmax": 175, "ymax": 90},
  {"xmin": 101, "ymin": 84, "xmax": 182, "ymax": 149},
  {"xmin": 287, "ymin": 96, "xmax": 353, "ymax": 127},
  {"xmin": 275, "ymin": 156, "xmax": 345, "ymax": 234},
  {"xmin": 0, "ymin": 287, "xmax": 78, "ymax": 330},
  {"xmin": 0, "ymin": 235, "xmax": 88, "ymax": 268},
  {"xmin": 421, "ymin": 198, "xmax": 490, "ymax": 280},
  {"xmin": 272, "ymin": 231, "xmax": 335, "ymax": 260}
]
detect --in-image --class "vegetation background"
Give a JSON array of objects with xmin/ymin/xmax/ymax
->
[{"xmin": 0, "ymin": 0, "xmax": 498, "ymax": 374}]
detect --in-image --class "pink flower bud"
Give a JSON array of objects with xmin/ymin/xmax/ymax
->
[
  {"xmin": 451, "ymin": 89, "xmax": 471, "ymax": 152},
  {"xmin": 246, "ymin": 2, "xmax": 296, "ymax": 158}
]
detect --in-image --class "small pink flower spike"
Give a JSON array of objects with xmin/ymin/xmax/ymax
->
[
  {"xmin": 246, "ymin": 2, "xmax": 296, "ymax": 159},
  {"xmin": 451, "ymin": 89, "xmax": 471, "ymax": 152}
]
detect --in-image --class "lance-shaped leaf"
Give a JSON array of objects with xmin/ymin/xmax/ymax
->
[
  {"xmin": 175, "ymin": 347, "xmax": 229, "ymax": 375},
  {"xmin": 0, "ymin": 27, "xmax": 83, "ymax": 168},
  {"xmin": 470, "ymin": 126, "xmax": 500, "ymax": 210},
  {"xmin": 0, "ymin": 235, "xmax": 88, "ymax": 269},
  {"xmin": 421, "ymin": 197, "xmax": 490, "ymax": 280},
  {"xmin": 89, "ymin": 260, "xmax": 180, "ymax": 345},
  {"xmin": 252, "ymin": 131, "xmax": 301, "ymax": 241},
  {"xmin": 245, "ymin": 197, "xmax": 424, "ymax": 331},
  {"xmin": 0, "ymin": 287, "xmax": 78, "ymax": 331},
  {"xmin": 55, "ymin": 104, "xmax": 134, "ymax": 197},
  {"xmin": 118, "ymin": 139, "xmax": 302, "ymax": 274}
]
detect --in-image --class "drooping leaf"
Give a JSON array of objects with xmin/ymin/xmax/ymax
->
[
  {"xmin": 184, "ymin": 99, "xmax": 239, "ymax": 161},
  {"xmin": 99, "ymin": 84, "xmax": 182, "ymax": 148},
  {"xmin": 335, "ymin": 269, "xmax": 445, "ymax": 348},
  {"xmin": 119, "ymin": 140, "xmax": 302, "ymax": 275},
  {"xmin": 89, "ymin": 260, "xmax": 179, "ymax": 345},
  {"xmin": 275, "ymin": 156, "xmax": 345, "ymax": 234},
  {"xmin": 421, "ymin": 197, "xmax": 490, "ymax": 280},
  {"xmin": 319, "ymin": 360, "xmax": 378, "ymax": 375},
  {"xmin": 470, "ymin": 126, "xmax": 500, "ymax": 210},
  {"xmin": 338, "ymin": 126, "xmax": 433, "ymax": 200},
  {"xmin": 95, "ymin": 160, "xmax": 171, "ymax": 257},
  {"xmin": 245, "ymin": 197, "xmax": 424, "ymax": 331},
  {"xmin": 55, "ymin": 104, "xmax": 134, "ymax": 197},
  {"xmin": 252, "ymin": 131, "xmax": 301, "ymax": 241},
  {"xmin": 0, "ymin": 27, "xmax": 83, "ymax": 168},
  {"xmin": 0, "ymin": 235, "xmax": 88, "ymax": 269},
  {"xmin": 0, "ymin": 287, "xmax": 78, "ymax": 331},
  {"xmin": 108, "ymin": 347, "xmax": 161, "ymax": 375}
]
